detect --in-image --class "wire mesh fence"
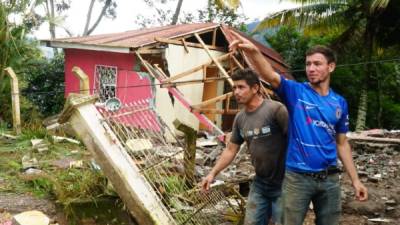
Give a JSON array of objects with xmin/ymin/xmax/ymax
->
[{"xmin": 96, "ymin": 99, "xmax": 245, "ymax": 225}]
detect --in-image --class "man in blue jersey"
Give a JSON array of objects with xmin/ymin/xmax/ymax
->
[{"xmin": 228, "ymin": 31, "xmax": 368, "ymax": 225}]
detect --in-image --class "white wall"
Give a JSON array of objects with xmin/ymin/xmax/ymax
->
[{"xmin": 155, "ymin": 44, "xmax": 225, "ymax": 132}]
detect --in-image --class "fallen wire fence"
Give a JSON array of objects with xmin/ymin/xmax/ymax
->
[{"xmin": 96, "ymin": 99, "xmax": 245, "ymax": 225}]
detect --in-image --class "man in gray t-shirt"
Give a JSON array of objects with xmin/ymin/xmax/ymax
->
[{"xmin": 201, "ymin": 69, "xmax": 288, "ymax": 225}]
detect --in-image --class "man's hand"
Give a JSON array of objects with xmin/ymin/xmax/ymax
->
[
  {"xmin": 353, "ymin": 179, "xmax": 368, "ymax": 201},
  {"xmin": 228, "ymin": 30, "xmax": 281, "ymax": 89},
  {"xmin": 201, "ymin": 173, "xmax": 215, "ymax": 192},
  {"xmin": 228, "ymin": 31, "xmax": 259, "ymax": 54}
]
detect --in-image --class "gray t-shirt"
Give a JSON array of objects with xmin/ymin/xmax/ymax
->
[{"xmin": 231, "ymin": 99, "xmax": 288, "ymax": 185}]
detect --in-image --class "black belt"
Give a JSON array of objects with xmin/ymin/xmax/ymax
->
[{"xmin": 298, "ymin": 167, "xmax": 341, "ymax": 180}]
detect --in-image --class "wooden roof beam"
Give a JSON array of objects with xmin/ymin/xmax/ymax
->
[
  {"xmin": 191, "ymin": 92, "xmax": 233, "ymax": 109},
  {"xmin": 194, "ymin": 33, "xmax": 233, "ymax": 87},
  {"xmin": 162, "ymin": 53, "xmax": 231, "ymax": 83},
  {"xmin": 155, "ymin": 37, "xmax": 224, "ymax": 51}
]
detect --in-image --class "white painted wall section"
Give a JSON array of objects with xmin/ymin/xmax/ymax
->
[{"xmin": 156, "ymin": 44, "xmax": 224, "ymax": 131}]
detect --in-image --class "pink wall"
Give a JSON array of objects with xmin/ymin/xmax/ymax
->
[{"xmin": 64, "ymin": 49, "xmax": 152, "ymax": 103}]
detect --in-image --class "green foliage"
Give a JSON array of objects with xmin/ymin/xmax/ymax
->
[
  {"xmin": 164, "ymin": 175, "xmax": 185, "ymax": 194},
  {"xmin": 0, "ymin": 128, "xmax": 109, "ymax": 203},
  {"xmin": 0, "ymin": 2, "xmax": 44, "ymax": 126},
  {"xmin": 24, "ymin": 53, "xmax": 65, "ymax": 117},
  {"xmin": 266, "ymin": 24, "xmax": 400, "ymax": 130},
  {"xmin": 135, "ymin": 0, "xmax": 247, "ymax": 29}
]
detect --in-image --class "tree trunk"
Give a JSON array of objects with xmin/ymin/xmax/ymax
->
[
  {"xmin": 84, "ymin": 0, "xmax": 112, "ymax": 36},
  {"xmin": 83, "ymin": 0, "xmax": 96, "ymax": 36},
  {"xmin": 171, "ymin": 0, "xmax": 183, "ymax": 25},
  {"xmin": 355, "ymin": 87, "xmax": 367, "ymax": 131},
  {"xmin": 48, "ymin": 0, "xmax": 56, "ymax": 39},
  {"xmin": 376, "ymin": 65, "xmax": 383, "ymax": 128},
  {"xmin": 45, "ymin": 0, "xmax": 57, "ymax": 55},
  {"xmin": 355, "ymin": 20, "xmax": 375, "ymax": 131}
]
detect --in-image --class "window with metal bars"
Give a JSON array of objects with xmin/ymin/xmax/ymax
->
[{"xmin": 94, "ymin": 65, "xmax": 117, "ymax": 102}]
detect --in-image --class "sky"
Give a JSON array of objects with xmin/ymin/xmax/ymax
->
[{"xmin": 34, "ymin": 0, "xmax": 298, "ymax": 39}]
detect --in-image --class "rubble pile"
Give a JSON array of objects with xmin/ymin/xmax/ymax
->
[
  {"xmin": 195, "ymin": 130, "xmax": 400, "ymax": 224},
  {"xmin": 343, "ymin": 130, "xmax": 400, "ymax": 224},
  {"xmin": 195, "ymin": 137, "xmax": 254, "ymax": 185}
]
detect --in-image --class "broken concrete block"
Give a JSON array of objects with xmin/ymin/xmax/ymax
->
[
  {"xmin": 385, "ymin": 199, "xmax": 397, "ymax": 206},
  {"xmin": 31, "ymin": 139, "xmax": 49, "ymax": 153},
  {"xmin": 69, "ymin": 160, "xmax": 83, "ymax": 169},
  {"xmin": 31, "ymin": 139, "xmax": 44, "ymax": 147},
  {"xmin": 0, "ymin": 133, "xmax": 17, "ymax": 140},
  {"xmin": 21, "ymin": 155, "xmax": 39, "ymax": 170},
  {"xmin": 12, "ymin": 210, "xmax": 50, "ymax": 225},
  {"xmin": 24, "ymin": 168, "xmax": 43, "ymax": 175},
  {"xmin": 367, "ymin": 218, "xmax": 393, "ymax": 223},
  {"xmin": 52, "ymin": 136, "xmax": 80, "ymax": 145},
  {"xmin": 196, "ymin": 138, "xmax": 218, "ymax": 147}
]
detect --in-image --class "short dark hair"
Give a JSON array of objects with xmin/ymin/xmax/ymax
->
[
  {"xmin": 231, "ymin": 68, "xmax": 260, "ymax": 88},
  {"xmin": 306, "ymin": 45, "xmax": 337, "ymax": 64}
]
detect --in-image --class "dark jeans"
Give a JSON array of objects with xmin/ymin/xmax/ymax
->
[
  {"xmin": 282, "ymin": 171, "xmax": 341, "ymax": 225},
  {"xmin": 244, "ymin": 176, "xmax": 282, "ymax": 225}
]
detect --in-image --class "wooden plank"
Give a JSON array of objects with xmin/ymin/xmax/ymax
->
[
  {"xmin": 72, "ymin": 66, "xmax": 90, "ymax": 95},
  {"xmin": 193, "ymin": 33, "xmax": 233, "ymax": 86},
  {"xmin": 137, "ymin": 48, "xmax": 165, "ymax": 54},
  {"xmin": 212, "ymin": 28, "xmax": 217, "ymax": 46},
  {"xmin": 181, "ymin": 39, "xmax": 189, "ymax": 53},
  {"xmin": 162, "ymin": 53, "xmax": 231, "ymax": 83},
  {"xmin": 192, "ymin": 108, "xmax": 240, "ymax": 115},
  {"xmin": 161, "ymin": 77, "xmax": 226, "ymax": 88},
  {"xmin": 226, "ymin": 94, "xmax": 231, "ymax": 111},
  {"xmin": 191, "ymin": 92, "xmax": 233, "ymax": 109},
  {"xmin": 62, "ymin": 96, "xmax": 176, "ymax": 225},
  {"xmin": 155, "ymin": 37, "xmax": 224, "ymax": 51},
  {"xmin": 4, "ymin": 67, "xmax": 21, "ymax": 135},
  {"xmin": 347, "ymin": 133, "xmax": 400, "ymax": 144},
  {"xmin": 231, "ymin": 54, "xmax": 244, "ymax": 70}
]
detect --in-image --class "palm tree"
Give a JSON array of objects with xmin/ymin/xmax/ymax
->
[{"xmin": 253, "ymin": 0, "xmax": 396, "ymax": 131}]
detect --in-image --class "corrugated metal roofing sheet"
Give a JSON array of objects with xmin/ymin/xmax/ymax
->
[
  {"xmin": 45, "ymin": 23, "xmax": 292, "ymax": 79},
  {"xmin": 46, "ymin": 23, "xmax": 220, "ymax": 49}
]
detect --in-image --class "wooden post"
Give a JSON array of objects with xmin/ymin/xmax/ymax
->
[
  {"xmin": 4, "ymin": 67, "xmax": 21, "ymax": 135},
  {"xmin": 181, "ymin": 38, "xmax": 189, "ymax": 53},
  {"xmin": 173, "ymin": 119, "xmax": 197, "ymax": 187},
  {"xmin": 72, "ymin": 66, "xmax": 90, "ymax": 95}
]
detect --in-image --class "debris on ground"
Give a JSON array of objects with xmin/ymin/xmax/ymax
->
[
  {"xmin": 31, "ymin": 139, "xmax": 49, "ymax": 153},
  {"xmin": 51, "ymin": 136, "xmax": 80, "ymax": 145},
  {"xmin": 12, "ymin": 210, "xmax": 50, "ymax": 225},
  {"xmin": 2, "ymin": 124, "xmax": 400, "ymax": 224},
  {"xmin": 0, "ymin": 133, "xmax": 17, "ymax": 140},
  {"xmin": 21, "ymin": 155, "xmax": 39, "ymax": 170}
]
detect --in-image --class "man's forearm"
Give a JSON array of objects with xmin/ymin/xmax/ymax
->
[
  {"xmin": 338, "ymin": 141, "xmax": 360, "ymax": 184},
  {"xmin": 209, "ymin": 144, "xmax": 238, "ymax": 177},
  {"xmin": 245, "ymin": 50, "xmax": 275, "ymax": 83}
]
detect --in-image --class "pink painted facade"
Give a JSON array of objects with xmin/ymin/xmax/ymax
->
[{"xmin": 64, "ymin": 49, "xmax": 152, "ymax": 103}]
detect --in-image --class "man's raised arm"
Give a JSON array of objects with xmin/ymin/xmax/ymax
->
[{"xmin": 229, "ymin": 31, "xmax": 281, "ymax": 89}]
